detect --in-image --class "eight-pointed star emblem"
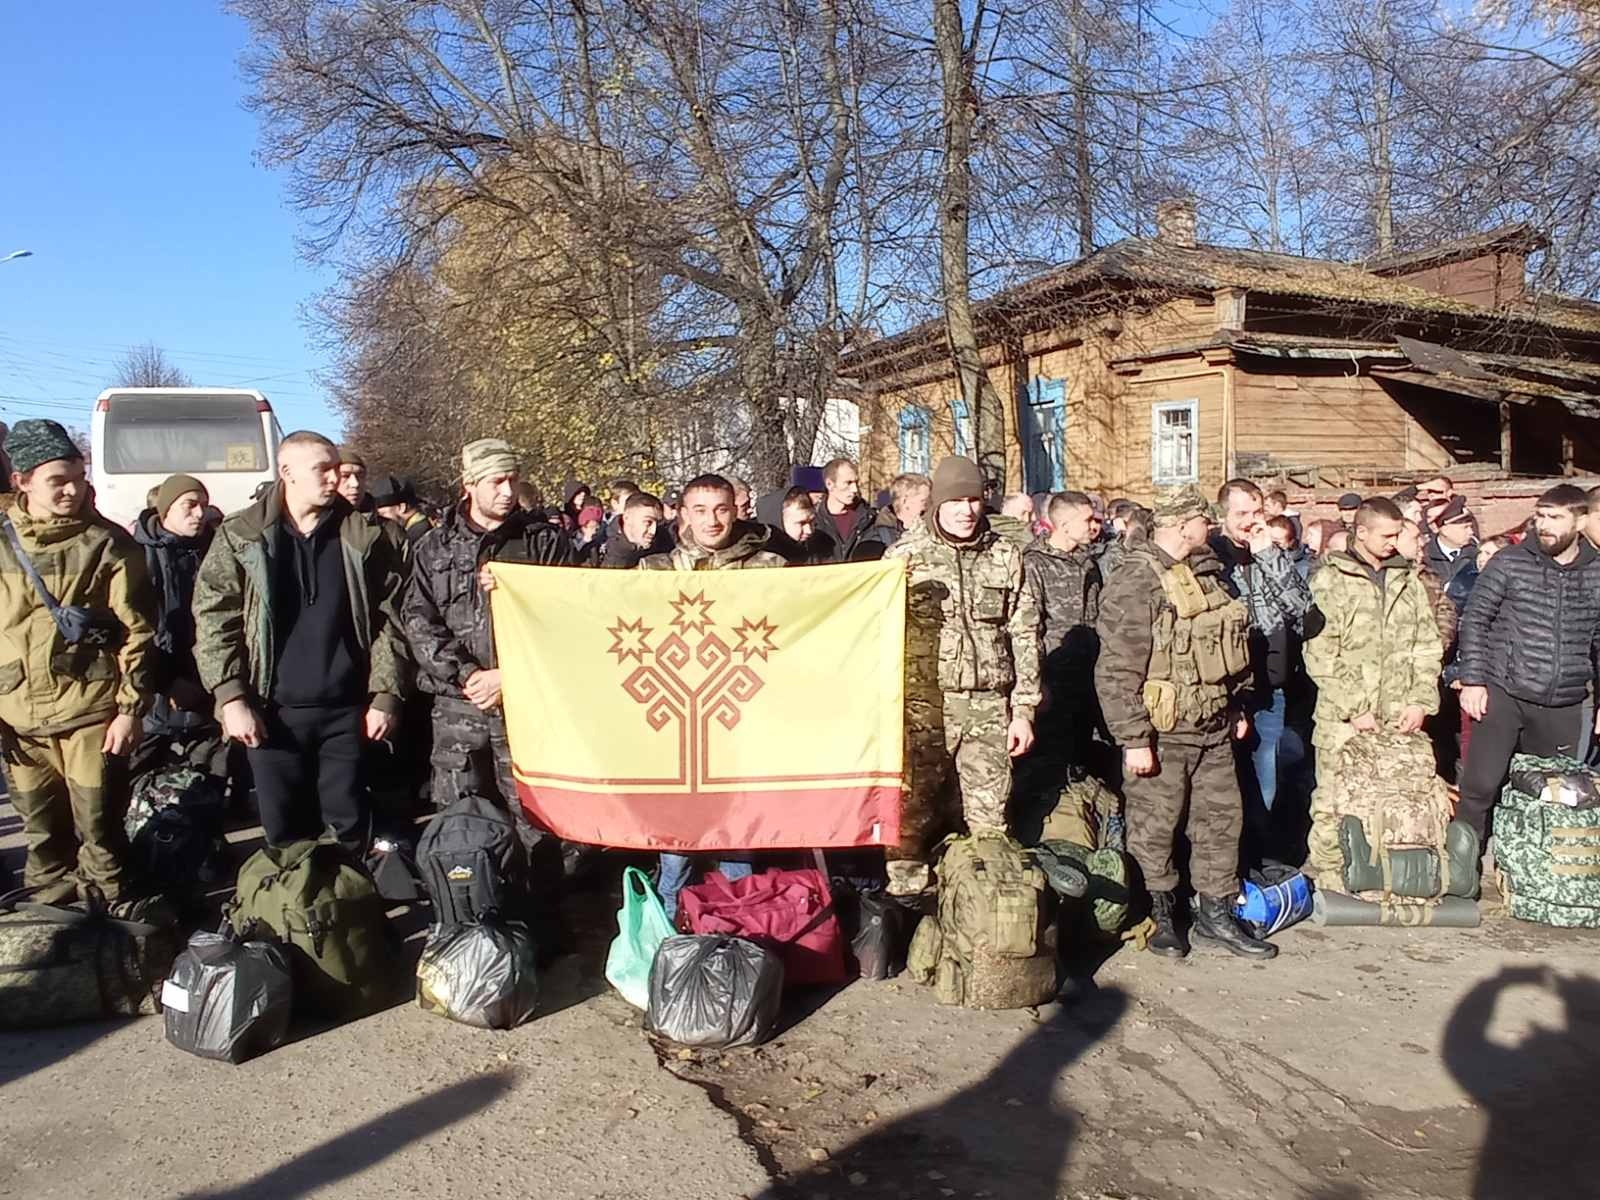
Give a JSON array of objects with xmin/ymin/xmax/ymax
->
[
  {"xmin": 732, "ymin": 616, "xmax": 780, "ymax": 662},
  {"xmin": 669, "ymin": 590, "xmax": 716, "ymax": 635},
  {"xmin": 606, "ymin": 616, "xmax": 653, "ymax": 664}
]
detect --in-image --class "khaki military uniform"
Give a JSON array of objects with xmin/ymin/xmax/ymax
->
[
  {"xmin": 1303, "ymin": 551, "xmax": 1442, "ymax": 871},
  {"xmin": 1094, "ymin": 542, "xmax": 1250, "ymax": 898},
  {"xmin": 0, "ymin": 496, "xmax": 157, "ymax": 901},
  {"xmin": 884, "ymin": 519, "xmax": 1041, "ymax": 892}
]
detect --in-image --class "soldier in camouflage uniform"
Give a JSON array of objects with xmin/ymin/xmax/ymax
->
[
  {"xmin": 884, "ymin": 456, "xmax": 1041, "ymax": 896},
  {"xmin": 0, "ymin": 420, "xmax": 158, "ymax": 905},
  {"xmin": 1094, "ymin": 485, "xmax": 1276, "ymax": 960},
  {"xmin": 403, "ymin": 438, "xmax": 573, "ymax": 834},
  {"xmin": 1303, "ymin": 496, "xmax": 1442, "ymax": 870}
]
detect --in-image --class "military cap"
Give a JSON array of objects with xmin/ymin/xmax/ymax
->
[
  {"xmin": 1337, "ymin": 491, "xmax": 1362, "ymax": 511},
  {"xmin": 1435, "ymin": 495, "xmax": 1472, "ymax": 526},
  {"xmin": 1151, "ymin": 484, "xmax": 1213, "ymax": 527},
  {"xmin": 4, "ymin": 419, "xmax": 82, "ymax": 475}
]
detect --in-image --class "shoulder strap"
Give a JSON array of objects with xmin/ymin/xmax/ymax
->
[{"xmin": 0, "ymin": 513, "xmax": 64, "ymax": 615}]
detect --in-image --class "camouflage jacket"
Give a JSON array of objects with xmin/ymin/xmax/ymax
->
[
  {"xmin": 0, "ymin": 495, "xmax": 158, "ymax": 735},
  {"xmin": 1022, "ymin": 536, "xmax": 1100, "ymax": 684},
  {"xmin": 1094, "ymin": 542, "xmax": 1245, "ymax": 747},
  {"xmin": 193, "ymin": 487, "xmax": 411, "ymax": 716},
  {"xmin": 640, "ymin": 521, "xmax": 788, "ymax": 571},
  {"xmin": 1303, "ymin": 550, "xmax": 1442, "ymax": 745},
  {"xmin": 886, "ymin": 519, "xmax": 1042, "ymax": 721},
  {"xmin": 403, "ymin": 503, "xmax": 574, "ymax": 699}
]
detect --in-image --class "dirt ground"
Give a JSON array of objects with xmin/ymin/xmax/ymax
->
[{"xmin": 4, "ymin": 802, "xmax": 1600, "ymax": 1200}]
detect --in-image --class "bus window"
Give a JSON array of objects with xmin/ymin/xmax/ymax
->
[{"xmin": 103, "ymin": 394, "xmax": 268, "ymax": 475}]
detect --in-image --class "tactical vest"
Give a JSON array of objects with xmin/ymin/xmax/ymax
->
[{"xmin": 1142, "ymin": 559, "xmax": 1250, "ymax": 731}]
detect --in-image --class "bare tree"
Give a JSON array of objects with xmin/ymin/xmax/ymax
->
[{"xmin": 111, "ymin": 342, "xmax": 191, "ymax": 389}]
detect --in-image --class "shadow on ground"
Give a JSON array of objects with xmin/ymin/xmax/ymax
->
[
  {"xmin": 176, "ymin": 1070, "xmax": 516, "ymax": 1199},
  {"xmin": 755, "ymin": 985, "xmax": 1130, "ymax": 1200}
]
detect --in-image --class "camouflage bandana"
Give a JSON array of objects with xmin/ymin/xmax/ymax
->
[
  {"xmin": 4, "ymin": 418, "xmax": 82, "ymax": 475},
  {"xmin": 461, "ymin": 438, "xmax": 519, "ymax": 485},
  {"xmin": 1151, "ymin": 484, "xmax": 1213, "ymax": 528}
]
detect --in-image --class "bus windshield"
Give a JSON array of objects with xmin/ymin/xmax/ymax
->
[{"xmin": 102, "ymin": 394, "xmax": 268, "ymax": 474}]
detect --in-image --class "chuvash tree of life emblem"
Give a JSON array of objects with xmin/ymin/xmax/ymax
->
[{"xmin": 605, "ymin": 591, "xmax": 781, "ymax": 789}]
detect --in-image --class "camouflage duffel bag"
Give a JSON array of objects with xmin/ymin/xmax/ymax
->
[
  {"xmin": 1495, "ymin": 754, "xmax": 1600, "ymax": 928},
  {"xmin": 1034, "ymin": 840, "xmax": 1130, "ymax": 939},
  {"xmin": 0, "ymin": 887, "xmax": 178, "ymax": 1028}
]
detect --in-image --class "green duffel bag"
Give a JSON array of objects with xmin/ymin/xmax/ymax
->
[
  {"xmin": 225, "ymin": 836, "xmax": 402, "ymax": 1019},
  {"xmin": 1495, "ymin": 754, "xmax": 1600, "ymax": 928},
  {"xmin": 1036, "ymin": 840, "xmax": 1131, "ymax": 938},
  {"xmin": 1339, "ymin": 817, "xmax": 1480, "ymax": 900},
  {"xmin": 0, "ymin": 887, "xmax": 178, "ymax": 1029}
]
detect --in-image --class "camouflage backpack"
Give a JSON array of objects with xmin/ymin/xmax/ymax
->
[
  {"xmin": 1494, "ymin": 754, "xmax": 1600, "ymax": 928},
  {"xmin": 1309, "ymin": 731, "xmax": 1473, "ymax": 904},
  {"xmin": 124, "ymin": 764, "xmax": 228, "ymax": 893},
  {"xmin": 907, "ymin": 831, "xmax": 1057, "ymax": 1009}
]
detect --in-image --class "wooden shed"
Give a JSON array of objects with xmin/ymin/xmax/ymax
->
[{"xmin": 842, "ymin": 220, "xmax": 1600, "ymax": 500}]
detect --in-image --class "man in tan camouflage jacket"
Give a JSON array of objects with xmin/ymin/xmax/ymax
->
[{"xmin": 884, "ymin": 455, "xmax": 1040, "ymax": 896}]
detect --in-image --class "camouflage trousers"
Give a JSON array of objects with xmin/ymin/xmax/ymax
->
[
  {"xmin": 430, "ymin": 701, "xmax": 543, "ymax": 850},
  {"xmin": 1124, "ymin": 738, "xmax": 1241, "ymax": 899},
  {"xmin": 6, "ymin": 720, "xmax": 127, "ymax": 902},
  {"xmin": 887, "ymin": 688, "xmax": 1013, "ymax": 895}
]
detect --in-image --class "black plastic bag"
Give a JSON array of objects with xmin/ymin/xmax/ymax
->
[
  {"xmin": 645, "ymin": 935, "xmax": 783, "ymax": 1048},
  {"xmin": 163, "ymin": 930, "xmax": 293, "ymax": 1063},
  {"xmin": 416, "ymin": 915, "xmax": 540, "ymax": 1029},
  {"xmin": 852, "ymin": 890, "xmax": 911, "ymax": 981}
]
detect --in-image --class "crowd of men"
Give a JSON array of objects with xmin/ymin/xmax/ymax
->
[{"xmin": 4, "ymin": 413, "xmax": 1600, "ymax": 967}]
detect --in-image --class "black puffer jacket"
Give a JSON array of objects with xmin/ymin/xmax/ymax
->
[
  {"xmin": 402, "ymin": 503, "xmax": 573, "ymax": 698},
  {"xmin": 1456, "ymin": 539, "xmax": 1600, "ymax": 707}
]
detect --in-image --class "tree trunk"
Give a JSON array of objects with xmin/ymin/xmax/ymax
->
[
  {"xmin": 933, "ymin": 0, "xmax": 1006, "ymax": 485},
  {"xmin": 1370, "ymin": 0, "xmax": 1395, "ymax": 254}
]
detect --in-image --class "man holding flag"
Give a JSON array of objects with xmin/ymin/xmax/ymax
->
[{"xmin": 885, "ymin": 455, "xmax": 1041, "ymax": 896}]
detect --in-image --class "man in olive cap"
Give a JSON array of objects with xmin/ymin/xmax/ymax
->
[
  {"xmin": 0, "ymin": 419, "xmax": 158, "ymax": 906},
  {"xmin": 884, "ymin": 455, "xmax": 1040, "ymax": 895},
  {"xmin": 1095, "ymin": 484, "xmax": 1275, "ymax": 960}
]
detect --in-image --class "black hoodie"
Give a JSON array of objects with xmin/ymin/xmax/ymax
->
[
  {"xmin": 271, "ymin": 502, "xmax": 362, "ymax": 707},
  {"xmin": 132, "ymin": 506, "xmax": 213, "ymax": 691}
]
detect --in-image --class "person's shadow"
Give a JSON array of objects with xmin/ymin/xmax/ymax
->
[
  {"xmin": 1443, "ymin": 966, "xmax": 1600, "ymax": 1199},
  {"xmin": 758, "ymin": 985, "xmax": 1128, "ymax": 1199}
]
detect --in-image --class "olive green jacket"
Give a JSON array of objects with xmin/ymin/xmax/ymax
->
[
  {"xmin": 0, "ymin": 494, "xmax": 158, "ymax": 735},
  {"xmin": 193, "ymin": 488, "xmax": 410, "ymax": 715}
]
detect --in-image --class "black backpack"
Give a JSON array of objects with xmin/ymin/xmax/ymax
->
[
  {"xmin": 416, "ymin": 793, "xmax": 529, "ymax": 927},
  {"xmin": 124, "ymin": 764, "xmax": 228, "ymax": 894}
]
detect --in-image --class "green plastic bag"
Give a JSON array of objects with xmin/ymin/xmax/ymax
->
[{"xmin": 605, "ymin": 867, "xmax": 676, "ymax": 1009}]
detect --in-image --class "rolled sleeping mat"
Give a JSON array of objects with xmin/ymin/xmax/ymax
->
[{"xmin": 1311, "ymin": 891, "xmax": 1480, "ymax": 928}]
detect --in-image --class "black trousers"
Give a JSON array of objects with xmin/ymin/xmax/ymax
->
[
  {"xmin": 248, "ymin": 704, "xmax": 365, "ymax": 849},
  {"xmin": 1458, "ymin": 684, "xmax": 1582, "ymax": 839}
]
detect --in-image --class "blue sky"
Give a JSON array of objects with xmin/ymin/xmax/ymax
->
[{"xmin": 0, "ymin": 2, "xmax": 340, "ymax": 437}]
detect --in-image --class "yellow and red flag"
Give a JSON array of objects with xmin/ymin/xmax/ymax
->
[{"xmin": 489, "ymin": 559, "xmax": 905, "ymax": 851}]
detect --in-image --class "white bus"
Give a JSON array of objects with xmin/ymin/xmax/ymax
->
[{"xmin": 91, "ymin": 388, "xmax": 283, "ymax": 530}]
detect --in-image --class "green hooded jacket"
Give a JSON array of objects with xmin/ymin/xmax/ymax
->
[{"xmin": 193, "ymin": 487, "xmax": 410, "ymax": 715}]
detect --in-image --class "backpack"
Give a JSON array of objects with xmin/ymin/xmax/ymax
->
[
  {"xmin": 1494, "ymin": 754, "xmax": 1600, "ymax": 928},
  {"xmin": 225, "ymin": 836, "xmax": 400, "ymax": 1019},
  {"xmin": 416, "ymin": 793, "xmax": 530, "ymax": 927},
  {"xmin": 907, "ymin": 832, "xmax": 1057, "ymax": 1010},
  {"xmin": 0, "ymin": 887, "xmax": 178, "ymax": 1028},
  {"xmin": 1309, "ymin": 731, "xmax": 1474, "ymax": 905},
  {"xmin": 163, "ymin": 929, "xmax": 294, "ymax": 1063},
  {"xmin": 125, "ymin": 764, "xmax": 229, "ymax": 893}
]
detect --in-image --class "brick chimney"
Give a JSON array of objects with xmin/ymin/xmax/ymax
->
[{"xmin": 1156, "ymin": 198, "xmax": 1197, "ymax": 248}]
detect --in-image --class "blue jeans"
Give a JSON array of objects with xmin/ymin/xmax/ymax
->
[
  {"xmin": 658, "ymin": 854, "xmax": 753, "ymax": 921},
  {"xmin": 1244, "ymin": 688, "xmax": 1307, "ymax": 861}
]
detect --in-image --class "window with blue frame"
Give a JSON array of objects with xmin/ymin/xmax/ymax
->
[
  {"xmin": 1021, "ymin": 377, "xmax": 1068, "ymax": 492},
  {"xmin": 951, "ymin": 396, "xmax": 972, "ymax": 457},
  {"xmin": 899, "ymin": 405, "xmax": 932, "ymax": 474}
]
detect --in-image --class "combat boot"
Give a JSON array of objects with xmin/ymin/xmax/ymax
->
[
  {"xmin": 1191, "ymin": 894, "xmax": 1278, "ymax": 960},
  {"xmin": 1147, "ymin": 890, "xmax": 1189, "ymax": 958}
]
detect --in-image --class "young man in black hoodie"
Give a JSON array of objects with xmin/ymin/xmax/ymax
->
[
  {"xmin": 134, "ymin": 473, "xmax": 216, "ymax": 738},
  {"xmin": 194, "ymin": 432, "xmax": 410, "ymax": 850},
  {"xmin": 601, "ymin": 491, "xmax": 667, "ymax": 568}
]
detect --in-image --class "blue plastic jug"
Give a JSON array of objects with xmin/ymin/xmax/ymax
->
[{"xmin": 1235, "ymin": 872, "xmax": 1314, "ymax": 937}]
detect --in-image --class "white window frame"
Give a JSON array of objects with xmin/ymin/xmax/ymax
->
[{"xmin": 1151, "ymin": 399, "xmax": 1200, "ymax": 485}]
